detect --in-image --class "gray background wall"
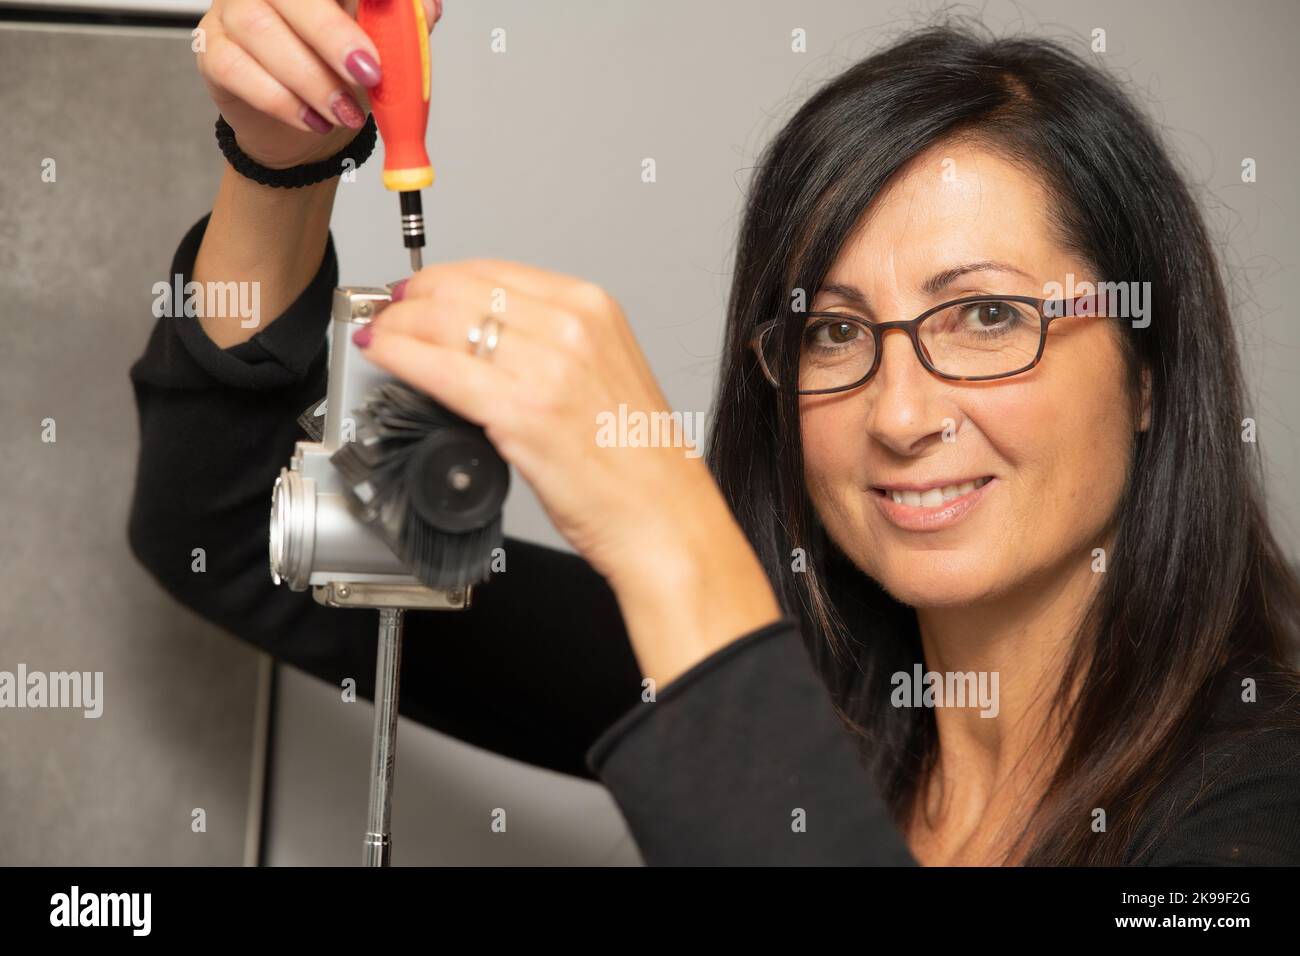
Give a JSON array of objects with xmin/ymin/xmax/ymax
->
[
  {"xmin": 0, "ymin": 21, "xmax": 264, "ymax": 864},
  {"xmin": 2, "ymin": 0, "xmax": 1297, "ymax": 865}
]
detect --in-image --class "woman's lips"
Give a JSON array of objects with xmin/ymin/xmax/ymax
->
[{"xmin": 870, "ymin": 476, "xmax": 996, "ymax": 532}]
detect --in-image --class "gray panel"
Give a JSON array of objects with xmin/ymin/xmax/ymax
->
[
  {"xmin": 268, "ymin": 668, "xmax": 639, "ymax": 866},
  {"xmin": 0, "ymin": 23, "xmax": 259, "ymax": 866}
]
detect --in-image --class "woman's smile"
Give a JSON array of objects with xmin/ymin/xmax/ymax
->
[{"xmin": 870, "ymin": 475, "xmax": 996, "ymax": 532}]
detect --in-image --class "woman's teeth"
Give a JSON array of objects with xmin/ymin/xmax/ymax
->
[{"xmin": 886, "ymin": 476, "xmax": 990, "ymax": 507}]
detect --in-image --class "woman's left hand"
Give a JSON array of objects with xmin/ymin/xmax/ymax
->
[{"xmin": 356, "ymin": 259, "xmax": 783, "ymax": 683}]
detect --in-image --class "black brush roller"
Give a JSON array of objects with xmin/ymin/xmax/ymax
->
[{"xmin": 330, "ymin": 382, "xmax": 509, "ymax": 589}]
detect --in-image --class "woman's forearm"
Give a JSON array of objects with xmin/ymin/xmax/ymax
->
[
  {"xmin": 193, "ymin": 163, "xmax": 340, "ymax": 348},
  {"xmin": 607, "ymin": 477, "xmax": 784, "ymax": 689}
]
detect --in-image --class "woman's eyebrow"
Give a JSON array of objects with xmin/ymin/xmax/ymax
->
[
  {"xmin": 814, "ymin": 283, "xmax": 872, "ymax": 310},
  {"xmin": 815, "ymin": 260, "xmax": 1035, "ymax": 308},
  {"xmin": 920, "ymin": 260, "xmax": 1035, "ymax": 296}
]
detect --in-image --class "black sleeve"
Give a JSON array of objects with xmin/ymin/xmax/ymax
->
[
  {"xmin": 1134, "ymin": 726, "xmax": 1300, "ymax": 866},
  {"xmin": 127, "ymin": 213, "xmax": 645, "ymax": 781},
  {"xmin": 585, "ymin": 619, "xmax": 919, "ymax": 865}
]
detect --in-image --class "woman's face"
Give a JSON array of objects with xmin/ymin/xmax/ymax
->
[{"xmin": 801, "ymin": 141, "xmax": 1144, "ymax": 609}]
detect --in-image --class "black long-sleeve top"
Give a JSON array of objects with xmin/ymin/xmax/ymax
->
[{"xmin": 127, "ymin": 214, "xmax": 1300, "ymax": 865}]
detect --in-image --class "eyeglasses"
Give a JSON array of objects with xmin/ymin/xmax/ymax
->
[{"xmin": 749, "ymin": 294, "xmax": 1105, "ymax": 394}]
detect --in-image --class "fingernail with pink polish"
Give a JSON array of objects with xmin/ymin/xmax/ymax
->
[
  {"xmin": 330, "ymin": 91, "xmax": 366, "ymax": 130},
  {"xmin": 353, "ymin": 326, "xmax": 373, "ymax": 349},
  {"xmin": 390, "ymin": 279, "xmax": 408, "ymax": 302},
  {"xmin": 346, "ymin": 50, "xmax": 381, "ymax": 88},
  {"xmin": 433, "ymin": 0, "xmax": 443, "ymax": 23},
  {"xmin": 303, "ymin": 106, "xmax": 333, "ymax": 134}
]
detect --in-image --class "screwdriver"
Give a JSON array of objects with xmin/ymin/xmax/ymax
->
[{"xmin": 358, "ymin": 0, "xmax": 435, "ymax": 272}]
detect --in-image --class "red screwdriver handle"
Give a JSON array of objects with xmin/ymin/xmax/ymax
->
[{"xmin": 358, "ymin": 0, "xmax": 434, "ymax": 192}]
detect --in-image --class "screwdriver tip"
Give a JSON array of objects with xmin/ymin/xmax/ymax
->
[{"xmin": 409, "ymin": 248, "xmax": 423, "ymax": 272}]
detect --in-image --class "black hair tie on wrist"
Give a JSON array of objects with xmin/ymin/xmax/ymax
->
[{"xmin": 214, "ymin": 113, "xmax": 378, "ymax": 188}]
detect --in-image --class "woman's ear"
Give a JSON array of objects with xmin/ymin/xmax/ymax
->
[{"xmin": 1137, "ymin": 366, "xmax": 1152, "ymax": 432}]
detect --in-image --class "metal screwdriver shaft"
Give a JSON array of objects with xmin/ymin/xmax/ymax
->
[{"xmin": 401, "ymin": 190, "xmax": 425, "ymax": 273}]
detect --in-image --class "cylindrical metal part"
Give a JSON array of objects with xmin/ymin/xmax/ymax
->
[
  {"xmin": 399, "ymin": 190, "xmax": 425, "ymax": 248},
  {"xmin": 363, "ymin": 607, "xmax": 404, "ymax": 867},
  {"xmin": 270, "ymin": 466, "xmax": 415, "ymax": 589}
]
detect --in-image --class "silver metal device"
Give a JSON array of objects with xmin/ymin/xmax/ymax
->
[{"xmin": 268, "ymin": 286, "xmax": 473, "ymax": 866}]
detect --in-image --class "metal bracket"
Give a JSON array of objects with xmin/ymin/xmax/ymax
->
[{"xmin": 312, "ymin": 581, "xmax": 472, "ymax": 610}]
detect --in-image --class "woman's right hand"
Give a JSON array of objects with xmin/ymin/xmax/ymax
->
[{"xmin": 196, "ymin": 0, "xmax": 441, "ymax": 170}]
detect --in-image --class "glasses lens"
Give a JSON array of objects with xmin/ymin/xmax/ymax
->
[
  {"xmin": 797, "ymin": 315, "xmax": 876, "ymax": 391},
  {"xmin": 919, "ymin": 299, "xmax": 1042, "ymax": 378}
]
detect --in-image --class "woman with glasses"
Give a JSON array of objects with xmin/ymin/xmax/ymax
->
[{"xmin": 128, "ymin": 7, "xmax": 1300, "ymax": 865}]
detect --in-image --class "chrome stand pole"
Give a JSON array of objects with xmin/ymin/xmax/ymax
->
[{"xmin": 363, "ymin": 608, "xmax": 404, "ymax": 866}]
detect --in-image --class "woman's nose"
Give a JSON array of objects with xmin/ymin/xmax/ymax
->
[{"xmin": 864, "ymin": 327, "xmax": 952, "ymax": 455}]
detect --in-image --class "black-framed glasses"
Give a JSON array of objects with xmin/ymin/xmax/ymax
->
[{"xmin": 749, "ymin": 294, "xmax": 1105, "ymax": 394}]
